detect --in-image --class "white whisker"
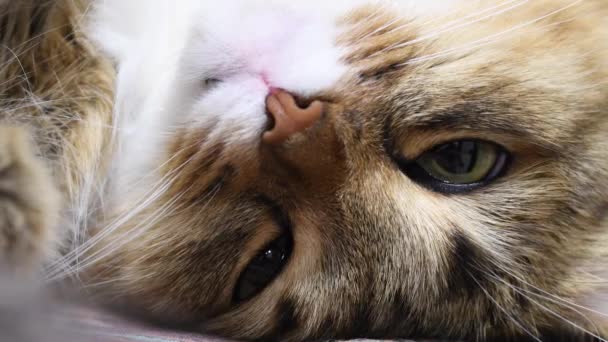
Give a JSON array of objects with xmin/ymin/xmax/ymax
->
[
  {"xmin": 483, "ymin": 269, "xmax": 607, "ymax": 341},
  {"xmin": 490, "ymin": 262, "xmax": 608, "ymax": 320},
  {"xmin": 467, "ymin": 270, "xmax": 542, "ymax": 342},
  {"xmin": 1, "ymin": 45, "xmax": 32, "ymax": 93},
  {"xmin": 55, "ymin": 189, "xmax": 187, "ymax": 280},
  {"xmin": 44, "ymin": 148, "xmax": 198, "ymax": 280},
  {"xmin": 381, "ymin": 0, "xmax": 529, "ymax": 54},
  {"xmin": 399, "ymin": 0, "xmax": 584, "ymax": 66}
]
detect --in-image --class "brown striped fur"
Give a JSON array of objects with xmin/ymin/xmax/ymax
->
[{"xmin": 0, "ymin": 1, "xmax": 607, "ymax": 341}]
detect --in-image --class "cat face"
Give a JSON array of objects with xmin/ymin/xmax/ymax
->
[{"xmin": 85, "ymin": 0, "xmax": 608, "ymax": 340}]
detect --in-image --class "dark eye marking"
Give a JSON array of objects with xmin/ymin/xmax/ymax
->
[
  {"xmin": 397, "ymin": 139, "xmax": 511, "ymax": 194},
  {"xmin": 447, "ymin": 231, "xmax": 491, "ymax": 298}
]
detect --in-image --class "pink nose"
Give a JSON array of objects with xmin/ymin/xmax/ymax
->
[{"xmin": 263, "ymin": 90, "xmax": 324, "ymax": 145}]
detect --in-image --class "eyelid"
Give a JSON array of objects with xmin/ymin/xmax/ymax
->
[{"xmin": 391, "ymin": 130, "xmax": 517, "ymax": 161}]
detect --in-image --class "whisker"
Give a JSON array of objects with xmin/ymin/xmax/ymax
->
[
  {"xmin": 489, "ymin": 262, "xmax": 608, "ymax": 320},
  {"xmin": 56, "ymin": 189, "xmax": 187, "ymax": 280},
  {"xmin": 482, "ymin": 267, "xmax": 603, "ymax": 338},
  {"xmin": 483, "ymin": 269, "xmax": 607, "ymax": 341},
  {"xmin": 1, "ymin": 96, "xmax": 98, "ymax": 113},
  {"xmin": 47, "ymin": 195, "xmax": 182, "ymax": 282},
  {"xmin": 381, "ymin": 0, "xmax": 529, "ymax": 54},
  {"xmin": 398, "ymin": 0, "xmax": 584, "ymax": 66},
  {"xmin": 466, "ymin": 269, "xmax": 542, "ymax": 342},
  {"xmin": 44, "ymin": 146, "xmax": 199, "ymax": 280},
  {"xmin": 70, "ymin": 144, "xmax": 226, "ymax": 285},
  {"xmin": 1, "ymin": 45, "xmax": 33, "ymax": 93},
  {"xmin": 62, "ymin": 169, "xmax": 223, "ymax": 284}
]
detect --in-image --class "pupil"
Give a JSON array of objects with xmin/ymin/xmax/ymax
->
[{"xmin": 435, "ymin": 141, "xmax": 478, "ymax": 174}]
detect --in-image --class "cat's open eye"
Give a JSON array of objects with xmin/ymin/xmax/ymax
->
[
  {"xmin": 233, "ymin": 232, "xmax": 292, "ymax": 303},
  {"xmin": 400, "ymin": 140, "xmax": 510, "ymax": 194}
]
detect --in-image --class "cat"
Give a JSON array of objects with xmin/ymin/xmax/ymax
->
[{"xmin": 0, "ymin": 0, "xmax": 607, "ymax": 341}]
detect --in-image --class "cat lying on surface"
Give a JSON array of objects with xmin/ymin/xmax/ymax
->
[{"xmin": 0, "ymin": 0, "xmax": 606, "ymax": 341}]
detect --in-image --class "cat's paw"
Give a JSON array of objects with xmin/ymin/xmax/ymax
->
[{"xmin": 0, "ymin": 126, "xmax": 60, "ymax": 272}]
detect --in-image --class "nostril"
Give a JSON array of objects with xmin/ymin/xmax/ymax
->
[
  {"xmin": 293, "ymin": 94, "xmax": 315, "ymax": 109},
  {"xmin": 264, "ymin": 107, "xmax": 276, "ymax": 132},
  {"xmin": 263, "ymin": 90, "xmax": 324, "ymax": 145}
]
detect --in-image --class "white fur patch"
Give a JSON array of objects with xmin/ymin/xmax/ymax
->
[
  {"xmin": 88, "ymin": 0, "xmax": 200, "ymax": 204},
  {"xmin": 87, "ymin": 0, "xmax": 458, "ymax": 204}
]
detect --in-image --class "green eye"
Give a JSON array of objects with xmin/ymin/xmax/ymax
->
[
  {"xmin": 417, "ymin": 141, "xmax": 503, "ymax": 184},
  {"xmin": 399, "ymin": 140, "xmax": 510, "ymax": 193}
]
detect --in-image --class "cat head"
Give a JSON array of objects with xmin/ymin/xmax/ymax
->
[{"xmin": 82, "ymin": 0, "xmax": 608, "ymax": 340}]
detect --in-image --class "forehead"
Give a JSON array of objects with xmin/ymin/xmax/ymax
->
[
  {"xmin": 335, "ymin": 0, "xmax": 605, "ymax": 154},
  {"xmin": 184, "ymin": 0, "xmax": 465, "ymax": 95}
]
